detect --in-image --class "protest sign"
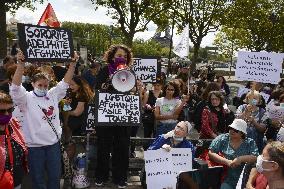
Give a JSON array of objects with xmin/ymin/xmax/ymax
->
[
  {"xmin": 236, "ymin": 51, "xmax": 283, "ymax": 84},
  {"xmin": 86, "ymin": 104, "xmax": 96, "ymax": 131},
  {"xmin": 95, "ymin": 92, "xmax": 141, "ymax": 126},
  {"xmin": 144, "ymin": 149, "xmax": 174, "ymax": 189},
  {"xmin": 267, "ymin": 104, "xmax": 284, "ymax": 120},
  {"xmin": 132, "ymin": 57, "xmax": 161, "ymax": 83},
  {"xmin": 17, "ymin": 23, "xmax": 74, "ymax": 62},
  {"xmin": 144, "ymin": 148, "xmax": 193, "ymax": 189}
]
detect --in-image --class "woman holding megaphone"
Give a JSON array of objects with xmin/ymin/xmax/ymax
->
[{"xmin": 95, "ymin": 44, "xmax": 133, "ymax": 188}]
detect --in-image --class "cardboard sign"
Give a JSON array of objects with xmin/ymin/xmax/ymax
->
[
  {"xmin": 132, "ymin": 57, "xmax": 161, "ymax": 83},
  {"xmin": 86, "ymin": 104, "xmax": 96, "ymax": 131},
  {"xmin": 95, "ymin": 92, "xmax": 142, "ymax": 126},
  {"xmin": 17, "ymin": 23, "xmax": 74, "ymax": 62},
  {"xmin": 236, "ymin": 51, "xmax": 283, "ymax": 84},
  {"xmin": 267, "ymin": 104, "xmax": 284, "ymax": 120},
  {"xmin": 144, "ymin": 148, "xmax": 193, "ymax": 189}
]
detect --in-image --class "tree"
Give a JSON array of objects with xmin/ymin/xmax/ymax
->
[
  {"xmin": 91, "ymin": 0, "xmax": 173, "ymax": 47},
  {"xmin": 0, "ymin": 0, "xmax": 45, "ymax": 59},
  {"xmin": 221, "ymin": 0, "xmax": 284, "ymax": 52},
  {"xmin": 170, "ymin": 0, "xmax": 229, "ymax": 71},
  {"xmin": 62, "ymin": 22, "xmax": 124, "ymax": 57},
  {"xmin": 132, "ymin": 39, "xmax": 170, "ymax": 57}
]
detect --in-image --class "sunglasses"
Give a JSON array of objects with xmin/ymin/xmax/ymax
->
[
  {"xmin": 229, "ymin": 127, "xmax": 240, "ymax": 133},
  {"xmin": 0, "ymin": 107, "xmax": 14, "ymax": 114}
]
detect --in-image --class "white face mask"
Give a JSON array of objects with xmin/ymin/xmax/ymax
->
[
  {"xmin": 33, "ymin": 87, "xmax": 48, "ymax": 97},
  {"xmin": 173, "ymin": 135, "xmax": 184, "ymax": 142},
  {"xmin": 256, "ymin": 155, "xmax": 275, "ymax": 173}
]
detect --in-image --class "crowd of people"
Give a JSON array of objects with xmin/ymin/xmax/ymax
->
[{"xmin": 0, "ymin": 43, "xmax": 283, "ymax": 189}]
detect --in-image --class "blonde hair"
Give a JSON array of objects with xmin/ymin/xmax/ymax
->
[{"xmin": 243, "ymin": 90, "xmax": 262, "ymax": 104}]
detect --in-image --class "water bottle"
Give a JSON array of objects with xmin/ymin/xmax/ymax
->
[{"xmin": 76, "ymin": 153, "xmax": 86, "ymax": 175}]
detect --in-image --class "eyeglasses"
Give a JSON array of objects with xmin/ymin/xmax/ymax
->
[
  {"xmin": 167, "ymin": 88, "xmax": 175, "ymax": 91},
  {"xmin": 0, "ymin": 107, "xmax": 14, "ymax": 114},
  {"xmin": 229, "ymin": 127, "xmax": 240, "ymax": 133}
]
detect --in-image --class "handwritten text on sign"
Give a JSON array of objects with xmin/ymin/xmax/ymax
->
[
  {"xmin": 236, "ymin": 51, "xmax": 283, "ymax": 84},
  {"xmin": 97, "ymin": 93, "xmax": 141, "ymax": 125},
  {"xmin": 18, "ymin": 23, "xmax": 73, "ymax": 62},
  {"xmin": 144, "ymin": 148, "xmax": 192, "ymax": 189},
  {"xmin": 132, "ymin": 58, "xmax": 159, "ymax": 83}
]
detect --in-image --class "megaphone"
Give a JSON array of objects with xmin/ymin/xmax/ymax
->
[{"xmin": 111, "ymin": 64, "xmax": 136, "ymax": 93}]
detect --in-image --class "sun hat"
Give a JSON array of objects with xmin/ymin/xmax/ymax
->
[{"xmin": 229, "ymin": 119, "xmax": 247, "ymax": 134}]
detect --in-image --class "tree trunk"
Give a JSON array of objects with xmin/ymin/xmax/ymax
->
[
  {"xmin": 124, "ymin": 35, "xmax": 134, "ymax": 48},
  {"xmin": 0, "ymin": 1, "xmax": 7, "ymax": 59},
  {"xmin": 191, "ymin": 43, "xmax": 201, "ymax": 72}
]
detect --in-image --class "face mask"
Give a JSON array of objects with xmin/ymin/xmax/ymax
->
[
  {"xmin": 114, "ymin": 57, "xmax": 126, "ymax": 65},
  {"xmin": 256, "ymin": 155, "xmax": 275, "ymax": 173},
  {"xmin": 0, "ymin": 114, "xmax": 12, "ymax": 125},
  {"xmin": 34, "ymin": 87, "xmax": 48, "ymax": 97},
  {"xmin": 249, "ymin": 99, "xmax": 258, "ymax": 106},
  {"xmin": 173, "ymin": 135, "xmax": 184, "ymax": 142}
]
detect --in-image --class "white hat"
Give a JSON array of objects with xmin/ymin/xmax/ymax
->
[
  {"xmin": 229, "ymin": 119, "xmax": 247, "ymax": 134},
  {"xmin": 179, "ymin": 121, "xmax": 193, "ymax": 135}
]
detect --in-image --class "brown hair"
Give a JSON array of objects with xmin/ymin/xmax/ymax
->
[
  {"xmin": 243, "ymin": 90, "xmax": 262, "ymax": 105},
  {"xmin": 207, "ymin": 91, "xmax": 225, "ymax": 107},
  {"xmin": 201, "ymin": 82, "xmax": 221, "ymax": 100},
  {"xmin": 72, "ymin": 76, "xmax": 94, "ymax": 102},
  {"xmin": 162, "ymin": 81, "xmax": 180, "ymax": 98},
  {"xmin": 279, "ymin": 93, "xmax": 284, "ymax": 103},
  {"xmin": 0, "ymin": 91, "xmax": 13, "ymax": 104},
  {"xmin": 267, "ymin": 141, "xmax": 284, "ymax": 176},
  {"xmin": 6, "ymin": 65, "xmax": 17, "ymax": 80},
  {"xmin": 103, "ymin": 44, "xmax": 133, "ymax": 66},
  {"xmin": 31, "ymin": 72, "xmax": 49, "ymax": 83}
]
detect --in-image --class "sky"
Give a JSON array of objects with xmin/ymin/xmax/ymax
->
[{"xmin": 6, "ymin": 0, "xmax": 216, "ymax": 47}]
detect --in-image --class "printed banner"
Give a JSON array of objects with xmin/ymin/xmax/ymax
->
[
  {"xmin": 236, "ymin": 51, "xmax": 283, "ymax": 84},
  {"xmin": 95, "ymin": 92, "xmax": 142, "ymax": 126},
  {"xmin": 132, "ymin": 58, "xmax": 161, "ymax": 83},
  {"xmin": 86, "ymin": 104, "xmax": 96, "ymax": 131},
  {"xmin": 17, "ymin": 23, "xmax": 74, "ymax": 62},
  {"xmin": 144, "ymin": 148, "xmax": 193, "ymax": 189}
]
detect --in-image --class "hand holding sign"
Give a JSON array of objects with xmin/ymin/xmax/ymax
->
[{"xmin": 16, "ymin": 50, "xmax": 26, "ymax": 65}]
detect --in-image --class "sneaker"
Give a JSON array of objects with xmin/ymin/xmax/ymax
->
[
  {"xmin": 117, "ymin": 181, "xmax": 127, "ymax": 188},
  {"xmin": 95, "ymin": 180, "xmax": 103, "ymax": 187},
  {"xmin": 72, "ymin": 174, "xmax": 90, "ymax": 189}
]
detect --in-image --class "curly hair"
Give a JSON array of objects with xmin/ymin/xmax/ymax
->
[
  {"xmin": 103, "ymin": 44, "xmax": 133, "ymax": 65},
  {"xmin": 162, "ymin": 81, "xmax": 180, "ymax": 98},
  {"xmin": 201, "ymin": 82, "xmax": 221, "ymax": 100},
  {"xmin": 207, "ymin": 91, "xmax": 225, "ymax": 108},
  {"xmin": 0, "ymin": 91, "xmax": 13, "ymax": 104},
  {"xmin": 267, "ymin": 141, "xmax": 284, "ymax": 176}
]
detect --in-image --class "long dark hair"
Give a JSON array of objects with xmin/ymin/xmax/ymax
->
[
  {"xmin": 208, "ymin": 91, "xmax": 225, "ymax": 108},
  {"xmin": 72, "ymin": 76, "xmax": 94, "ymax": 102},
  {"xmin": 162, "ymin": 81, "xmax": 180, "ymax": 98}
]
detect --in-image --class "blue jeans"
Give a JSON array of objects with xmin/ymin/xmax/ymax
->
[
  {"xmin": 28, "ymin": 142, "xmax": 61, "ymax": 189},
  {"xmin": 156, "ymin": 122, "xmax": 176, "ymax": 137}
]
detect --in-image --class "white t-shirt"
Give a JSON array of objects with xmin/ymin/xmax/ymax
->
[{"xmin": 155, "ymin": 97, "xmax": 181, "ymax": 124}]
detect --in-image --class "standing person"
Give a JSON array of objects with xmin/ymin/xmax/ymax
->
[
  {"xmin": 94, "ymin": 44, "xmax": 133, "ymax": 188},
  {"xmin": 10, "ymin": 51, "xmax": 78, "ymax": 189},
  {"xmin": 0, "ymin": 56, "xmax": 16, "ymax": 93},
  {"xmin": 0, "ymin": 92, "xmax": 28, "ymax": 189},
  {"xmin": 142, "ymin": 78, "xmax": 163, "ymax": 139}
]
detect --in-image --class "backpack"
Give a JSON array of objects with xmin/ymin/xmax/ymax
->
[{"xmin": 193, "ymin": 101, "xmax": 207, "ymax": 132}]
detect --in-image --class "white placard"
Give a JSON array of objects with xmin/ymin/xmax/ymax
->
[
  {"xmin": 267, "ymin": 104, "xmax": 284, "ymax": 120},
  {"xmin": 144, "ymin": 148, "xmax": 193, "ymax": 189},
  {"xmin": 132, "ymin": 58, "xmax": 159, "ymax": 83},
  {"xmin": 171, "ymin": 148, "xmax": 193, "ymax": 177},
  {"xmin": 97, "ymin": 92, "xmax": 141, "ymax": 125},
  {"xmin": 236, "ymin": 51, "xmax": 283, "ymax": 84}
]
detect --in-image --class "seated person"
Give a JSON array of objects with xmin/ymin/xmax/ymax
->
[
  {"xmin": 208, "ymin": 119, "xmax": 259, "ymax": 189},
  {"xmin": 148, "ymin": 121, "xmax": 195, "ymax": 156}
]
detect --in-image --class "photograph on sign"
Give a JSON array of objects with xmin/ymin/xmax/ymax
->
[
  {"xmin": 17, "ymin": 23, "xmax": 74, "ymax": 62},
  {"xmin": 132, "ymin": 57, "xmax": 161, "ymax": 83},
  {"xmin": 86, "ymin": 104, "xmax": 96, "ymax": 131},
  {"xmin": 95, "ymin": 92, "xmax": 141, "ymax": 126},
  {"xmin": 235, "ymin": 51, "xmax": 283, "ymax": 84}
]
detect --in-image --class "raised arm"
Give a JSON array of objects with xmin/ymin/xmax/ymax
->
[
  {"xmin": 12, "ymin": 51, "xmax": 25, "ymax": 86},
  {"xmin": 63, "ymin": 52, "xmax": 79, "ymax": 83}
]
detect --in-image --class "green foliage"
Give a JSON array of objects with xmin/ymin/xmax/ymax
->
[
  {"xmin": 5, "ymin": 0, "xmax": 45, "ymax": 13},
  {"xmin": 132, "ymin": 39, "xmax": 170, "ymax": 57},
  {"xmin": 62, "ymin": 21, "xmax": 124, "ymax": 56},
  {"xmin": 221, "ymin": 0, "xmax": 284, "ymax": 52},
  {"xmin": 91, "ymin": 0, "xmax": 173, "ymax": 47}
]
